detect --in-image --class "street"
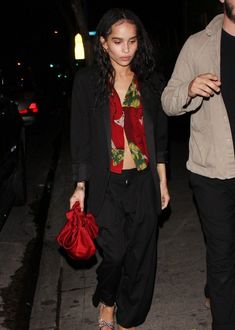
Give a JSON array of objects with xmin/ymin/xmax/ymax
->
[
  {"xmin": 0, "ymin": 113, "xmax": 212, "ymax": 330},
  {"xmin": 0, "ymin": 111, "xmax": 65, "ymax": 330}
]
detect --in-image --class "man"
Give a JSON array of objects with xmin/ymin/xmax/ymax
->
[{"xmin": 161, "ymin": 1, "xmax": 235, "ymax": 329}]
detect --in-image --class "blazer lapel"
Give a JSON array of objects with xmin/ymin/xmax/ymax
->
[
  {"xmin": 103, "ymin": 100, "xmax": 112, "ymax": 160},
  {"xmin": 141, "ymin": 86, "xmax": 156, "ymax": 165}
]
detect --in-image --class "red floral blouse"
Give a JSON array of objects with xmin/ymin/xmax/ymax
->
[{"xmin": 110, "ymin": 78, "xmax": 149, "ymax": 173}]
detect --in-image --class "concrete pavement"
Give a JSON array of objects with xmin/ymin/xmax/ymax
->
[{"xmin": 29, "ymin": 135, "xmax": 212, "ymax": 330}]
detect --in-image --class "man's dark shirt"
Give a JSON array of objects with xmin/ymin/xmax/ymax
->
[{"xmin": 221, "ymin": 29, "xmax": 235, "ymax": 150}]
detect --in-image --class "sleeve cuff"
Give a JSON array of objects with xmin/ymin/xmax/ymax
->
[
  {"xmin": 156, "ymin": 151, "xmax": 168, "ymax": 163},
  {"xmin": 72, "ymin": 163, "xmax": 90, "ymax": 182}
]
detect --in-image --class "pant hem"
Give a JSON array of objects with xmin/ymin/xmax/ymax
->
[
  {"xmin": 92, "ymin": 294, "xmax": 115, "ymax": 308},
  {"xmin": 212, "ymin": 323, "xmax": 235, "ymax": 330}
]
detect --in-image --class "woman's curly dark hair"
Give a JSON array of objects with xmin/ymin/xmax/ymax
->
[{"xmin": 93, "ymin": 8, "xmax": 156, "ymax": 107}]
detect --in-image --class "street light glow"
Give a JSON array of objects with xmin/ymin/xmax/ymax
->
[{"xmin": 74, "ymin": 33, "xmax": 85, "ymax": 60}]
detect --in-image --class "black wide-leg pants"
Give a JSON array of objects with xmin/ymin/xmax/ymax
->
[
  {"xmin": 92, "ymin": 167, "xmax": 158, "ymax": 328},
  {"xmin": 190, "ymin": 172, "xmax": 235, "ymax": 330}
]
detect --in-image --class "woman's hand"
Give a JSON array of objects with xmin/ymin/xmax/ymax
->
[
  {"xmin": 156, "ymin": 164, "xmax": 170, "ymax": 210},
  {"xmin": 160, "ymin": 181, "xmax": 170, "ymax": 210},
  {"xmin": 69, "ymin": 182, "xmax": 85, "ymax": 211}
]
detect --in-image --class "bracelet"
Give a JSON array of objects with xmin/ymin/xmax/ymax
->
[
  {"xmin": 76, "ymin": 180, "xmax": 85, "ymax": 190},
  {"xmin": 76, "ymin": 185, "xmax": 85, "ymax": 191}
]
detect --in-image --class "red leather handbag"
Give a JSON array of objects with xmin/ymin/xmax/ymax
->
[{"xmin": 56, "ymin": 201, "xmax": 98, "ymax": 260}]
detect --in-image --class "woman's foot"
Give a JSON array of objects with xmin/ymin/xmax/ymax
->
[
  {"xmin": 204, "ymin": 297, "xmax": 211, "ymax": 309},
  {"xmin": 98, "ymin": 303, "xmax": 115, "ymax": 329}
]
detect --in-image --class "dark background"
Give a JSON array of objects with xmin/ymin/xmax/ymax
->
[
  {"xmin": 0, "ymin": 3, "xmax": 224, "ymax": 328},
  {"xmin": 0, "ymin": 0, "xmax": 223, "ymax": 100}
]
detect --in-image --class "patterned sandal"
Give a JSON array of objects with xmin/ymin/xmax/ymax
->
[
  {"xmin": 98, "ymin": 319, "xmax": 115, "ymax": 329},
  {"xmin": 98, "ymin": 303, "xmax": 115, "ymax": 329}
]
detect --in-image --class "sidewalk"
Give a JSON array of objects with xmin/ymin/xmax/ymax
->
[{"xmin": 29, "ymin": 137, "xmax": 212, "ymax": 330}]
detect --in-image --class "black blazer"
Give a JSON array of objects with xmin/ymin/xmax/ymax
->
[{"xmin": 71, "ymin": 66, "xmax": 168, "ymax": 216}]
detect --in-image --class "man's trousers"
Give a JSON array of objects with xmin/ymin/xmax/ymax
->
[{"xmin": 190, "ymin": 172, "xmax": 235, "ymax": 330}]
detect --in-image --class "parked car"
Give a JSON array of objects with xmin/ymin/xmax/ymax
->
[
  {"xmin": 0, "ymin": 86, "xmax": 27, "ymax": 225},
  {"xmin": 1, "ymin": 66, "xmax": 39, "ymax": 126},
  {"xmin": 13, "ymin": 87, "xmax": 39, "ymax": 126}
]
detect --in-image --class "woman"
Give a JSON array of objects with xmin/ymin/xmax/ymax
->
[{"xmin": 70, "ymin": 8, "xmax": 170, "ymax": 330}]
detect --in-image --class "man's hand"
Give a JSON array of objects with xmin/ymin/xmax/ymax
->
[{"xmin": 188, "ymin": 73, "xmax": 221, "ymax": 98}]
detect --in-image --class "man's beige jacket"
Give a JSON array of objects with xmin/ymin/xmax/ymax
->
[{"xmin": 161, "ymin": 14, "xmax": 235, "ymax": 179}]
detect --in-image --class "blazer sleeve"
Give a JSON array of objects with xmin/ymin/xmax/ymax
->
[
  {"xmin": 156, "ymin": 104, "xmax": 168, "ymax": 163},
  {"xmin": 70, "ymin": 70, "xmax": 91, "ymax": 183},
  {"xmin": 154, "ymin": 74, "xmax": 168, "ymax": 163}
]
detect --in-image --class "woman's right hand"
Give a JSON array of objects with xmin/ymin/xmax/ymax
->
[{"xmin": 69, "ymin": 182, "xmax": 85, "ymax": 211}]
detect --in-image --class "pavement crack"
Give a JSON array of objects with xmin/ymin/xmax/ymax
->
[
  {"xmin": 61, "ymin": 286, "xmax": 94, "ymax": 293},
  {"xmin": 55, "ymin": 267, "xmax": 63, "ymax": 330}
]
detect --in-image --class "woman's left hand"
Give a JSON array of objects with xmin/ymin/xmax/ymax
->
[{"xmin": 160, "ymin": 181, "xmax": 170, "ymax": 210}]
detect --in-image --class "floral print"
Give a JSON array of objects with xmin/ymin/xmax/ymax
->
[
  {"xmin": 123, "ymin": 82, "xmax": 141, "ymax": 108},
  {"xmin": 110, "ymin": 78, "xmax": 149, "ymax": 173},
  {"xmin": 128, "ymin": 142, "xmax": 148, "ymax": 170}
]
